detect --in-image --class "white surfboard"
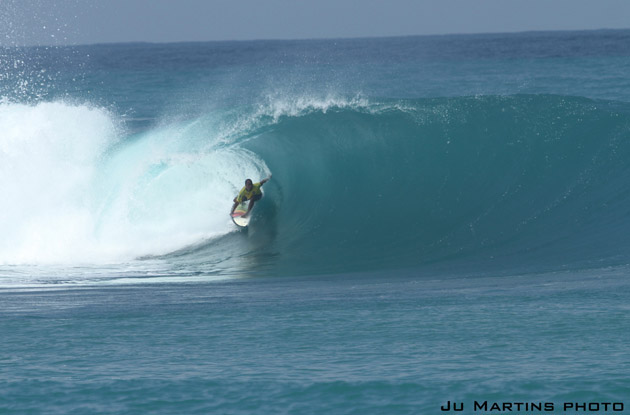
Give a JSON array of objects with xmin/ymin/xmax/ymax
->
[{"xmin": 230, "ymin": 202, "xmax": 250, "ymax": 227}]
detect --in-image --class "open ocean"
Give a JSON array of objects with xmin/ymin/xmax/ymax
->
[{"xmin": 2, "ymin": 30, "xmax": 630, "ymax": 414}]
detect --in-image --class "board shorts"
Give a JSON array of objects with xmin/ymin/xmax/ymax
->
[{"xmin": 241, "ymin": 193, "xmax": 262, "ymax": 202}]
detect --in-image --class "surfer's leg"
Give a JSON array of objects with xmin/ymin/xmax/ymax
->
[{"xmin": 245, "ymin": 194, "xmax": 262, "ymax": 216}]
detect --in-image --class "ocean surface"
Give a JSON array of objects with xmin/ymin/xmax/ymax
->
[{"xmin": 2, "ymin": 30, "xmax": 630, "ymax": 414}]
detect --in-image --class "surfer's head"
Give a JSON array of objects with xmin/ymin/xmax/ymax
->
[{"xmin": 245, "ymin": 179, "xmax": 253, "ymax": 190}]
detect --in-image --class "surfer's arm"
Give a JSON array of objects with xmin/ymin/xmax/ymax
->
[
  {"xmin": 260, "ymin": 176, "xmax": 271, "ymax": 186},
  {"xmin": 231, "ymin": 188, "xmax": 245, "ymax": 212}
]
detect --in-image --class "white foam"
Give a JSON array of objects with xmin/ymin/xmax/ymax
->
[
  {"xmin": 0, "ymin": 101, "xmax": 269, "ymax": 265},
  {"xmin": 256, "ymin": 93, "xmax": 370, "ymax": 122}
]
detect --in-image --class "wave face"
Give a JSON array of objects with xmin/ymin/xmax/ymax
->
[{"xmin": 233, "ymin": 95, "xmax": 630, "ymax": 276}]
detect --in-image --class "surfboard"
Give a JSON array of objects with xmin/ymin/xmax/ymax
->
[{"xmin": 231, "ymin": 202, "xmax": 250, "ymax": 227}]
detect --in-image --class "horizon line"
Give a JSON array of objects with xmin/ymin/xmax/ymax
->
[{"xmin": 3, "ymin": 26, "xmax": 630, "ymax": 49}]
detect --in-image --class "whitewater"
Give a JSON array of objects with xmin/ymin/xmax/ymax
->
[{"xmin": 2, "ymin": 31, "xmax": 630, "ymax": 414}]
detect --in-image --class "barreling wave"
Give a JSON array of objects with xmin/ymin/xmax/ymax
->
[
  {"xmin": 229, "ymin": 94, "xmax": 630, "ymax": 276},
  {"xmin": 2, "ymin": 94, "xmax": 630, "ymax": 280}
]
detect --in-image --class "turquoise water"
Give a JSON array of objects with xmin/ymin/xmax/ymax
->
[
  {"xmin": 2, "ymin": 31, "xmax": 630, "ymax": 413},
  {"xmin": 3, "ymin": 270, "xmax": 630, "ymax": 414}
]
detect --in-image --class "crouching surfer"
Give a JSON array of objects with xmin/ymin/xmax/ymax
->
[{"xmin": 231, "ymin": 176, "xmax": 271, "ymax": 218}]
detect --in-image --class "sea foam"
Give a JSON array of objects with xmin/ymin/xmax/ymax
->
[{"xmin": 0, "ymin": 101, "xmax": 268, "ymax": 264}]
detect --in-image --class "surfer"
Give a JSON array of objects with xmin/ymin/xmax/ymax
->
[{"xmin": 231, "ymin": 176, "xmax": 271, "ymax": 217}]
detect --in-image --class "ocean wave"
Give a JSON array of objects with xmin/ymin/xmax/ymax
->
[
  {"xmin": 2, "ymin": 94, "xmax": 630, "ymax": 279},
  {"xmin": 239, "ymin": 94, "xmax": 630, "ymax": 276}
]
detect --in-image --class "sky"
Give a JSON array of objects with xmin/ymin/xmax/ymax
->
[{"xmin": 3, "ymin": 0, "xmax": 630, "ymax": 46}]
